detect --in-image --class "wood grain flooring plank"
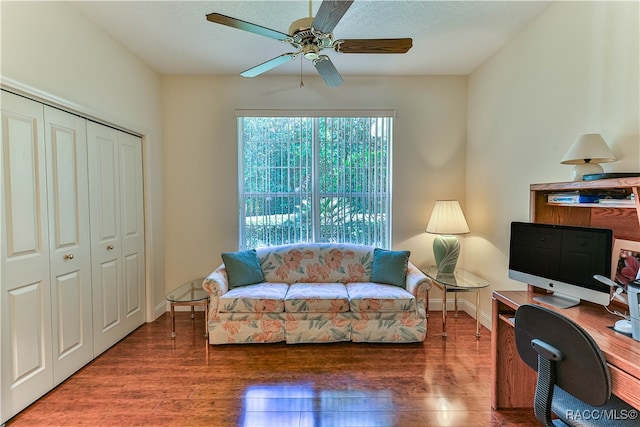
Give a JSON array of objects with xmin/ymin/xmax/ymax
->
[{"xmin": 5, "ymin": 311, "xmax": 538, "ymax": 426}]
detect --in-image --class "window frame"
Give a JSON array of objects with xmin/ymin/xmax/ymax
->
[{"xmin": 236, "ymin": 109, "xmax": 395, "ymax": 249}]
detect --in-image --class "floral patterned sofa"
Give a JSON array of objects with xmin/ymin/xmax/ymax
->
[{"xmin": 203, "ymin": 243, "xmax": 431, "ymax": 344}]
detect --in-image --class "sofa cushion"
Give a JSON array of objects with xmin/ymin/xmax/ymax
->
[
  {"xmin": 221, "ymin": 249, "xmax": 265, "ymax": 288},
  {"xmin": 259, "ymin": 243, "xmax": 371, "ymax": 284},
  {"xmin": 219, "ymin": 283, "xmax": 288, "ymax": 313},
  {"xmin": 346, "ymin": 282, "xmax": 416, "ymax": 313},
  {"xmin": 370, "ymin": 248, "xmax": 410, "ymax": 288},
  {"xmin": 284, "ymin": 283, "xmax": 350, "ymax": 313}
]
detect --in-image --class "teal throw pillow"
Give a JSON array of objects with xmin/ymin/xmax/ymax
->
[
  {"xmin": 370, "ymin": 248, "xmax": 410, "ymax": 288},
  {"xmin": 221, "ymin": 249, "xmax": 265, "ymax": 288}
]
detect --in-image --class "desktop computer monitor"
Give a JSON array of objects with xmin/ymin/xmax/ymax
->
[{"xmin": 508, "ymin": 222, "xmax": 613, "ymax": 308}]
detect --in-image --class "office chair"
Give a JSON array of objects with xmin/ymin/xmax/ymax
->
[{"xmin": 514, "ymin": 304, "xmax": 637, "ymax": 427}]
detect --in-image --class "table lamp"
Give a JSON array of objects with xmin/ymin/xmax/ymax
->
[
  {"xmin": 426, "ymin": 200, "xmax": 470, "ymax": 274},
  {"xmin": 560, "ymin": 133, "xmax": 616, "ymax": 181}
]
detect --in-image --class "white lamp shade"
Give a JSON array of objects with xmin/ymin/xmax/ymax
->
[
  {"xmin": 425, "ymin": 200, "xmax": 470, "ymax": 235},
  {"xmin": 560, "ymin": 133, "xmax": 616, "ymax": 165}
]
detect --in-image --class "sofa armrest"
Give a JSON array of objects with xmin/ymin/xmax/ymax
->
[
  {"xmin": 405, "ymin": 262, "xmax": 431, "ymax": 303},
  {"xmin": 203, "ymin": 264, "xmax": 229, "ymax": 297},
  {"xmin": 202, "ymin": 264, "xmax": 228, "ymax": 320}
]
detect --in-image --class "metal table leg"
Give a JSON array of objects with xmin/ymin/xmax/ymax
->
[
  {"xmin": 454, "ymin": 291, "xmax": 459, "ymax": 318},
  {"xmin": 170, "ymin": 302, "xmax": 176, "ymax": 338},
  {"xmin": 204, "ymin": 300, "xmax": 209, "ymax": 338},
  {"xmin": 475, "ymin": 289, "xmax": 481, "ymax": 338},
  {"xmin": 442, "ymin": 285, "xmax": 447, "ymax": 338},
  {"xmin": 426, "ymin": 290, "xmax": 429, "ymax": 318}
]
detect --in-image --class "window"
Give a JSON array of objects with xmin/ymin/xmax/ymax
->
[{"xmin": 237, "ymin": 110, "xmax": 394, "ymax": 249}]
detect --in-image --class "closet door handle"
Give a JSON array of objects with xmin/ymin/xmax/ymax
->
[
  {"xmin": 64, "ymin": 254, "xmax": 75, "ymax": 260},
  {"xmin": 107, "ymin": 244, "xmax": 115, "ymax": 250}
]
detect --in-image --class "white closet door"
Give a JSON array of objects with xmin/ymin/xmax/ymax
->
[
  {"xmin": 119, "ymin": 133, "xmax": 145, "ymax": 334},
  {"xmin": 87, "ymin": 122, "xmax": 123, "ymax": 355},
  {"xmin": 88, "ymin": 122, "xmax": 145, "ymax": 354},
  {"xmin": 1, "ymin": 92, "xmax": 54, "ymax": 421},
  {"xmin": 44, "ymin": 106, "xmax": 94, "ymax": 384}
]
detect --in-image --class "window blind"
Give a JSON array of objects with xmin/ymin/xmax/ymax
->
[{"xmin": 239, "ymin": 114, "xmax": 392, "ymax": 249}]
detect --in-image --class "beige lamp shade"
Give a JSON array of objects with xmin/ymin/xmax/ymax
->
[
  {"xmin": 425, "ymin": 200, "xmax": 470, "ymax": 235},
  {"xmin": 560, "ymin": 133, "xmax": 616, "ymax": 165},
  {"xmin": 561, "ymin": 133, "xmax": 616, "ymax": 181}
]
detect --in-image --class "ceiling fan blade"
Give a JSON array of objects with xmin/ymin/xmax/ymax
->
[
  {"xmin": 240, "ymin": 53, "xmax": 298, "ymax": 77},
  {"xmin": 313, "ymin": 56, "xmax": 344, "ymax": 87},
  {"xmin": 206, "ymin": 13, "xmax": 290, "ymax": 41},
  {"xmin": 312, "ymin": 0, "xmax": 354, "ymax": 33},
  {"xmin": 335, "ymin": 38, "xmax": 413, "ymax": 54}
]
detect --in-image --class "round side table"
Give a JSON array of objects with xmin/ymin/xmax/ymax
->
[
  {"xmin": 166, "ymin": 278, "xmax": 209, "ymax": 339},
  {"xmin": 424, "ymin": 266, "xmax": 489, "ymax": 338}
]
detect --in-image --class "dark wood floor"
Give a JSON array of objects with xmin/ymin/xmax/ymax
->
[{"xmin": 6, "ymin": 311, "xmax": 538, "ymax": 426}]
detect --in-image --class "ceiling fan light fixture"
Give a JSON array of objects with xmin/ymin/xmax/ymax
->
[{"xmin": 303, "ymin": 43, "xmax": 320, "ymax": 60}]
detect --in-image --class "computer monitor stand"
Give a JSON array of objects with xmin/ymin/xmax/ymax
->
[{"xmin": 533, "ymin": 293, "xmax": 580, "ymax": 309}]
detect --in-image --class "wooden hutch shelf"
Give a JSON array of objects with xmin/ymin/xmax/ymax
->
[{"xmin": 530, "ymin": 176, "xmax": 640, "ymax": 241}]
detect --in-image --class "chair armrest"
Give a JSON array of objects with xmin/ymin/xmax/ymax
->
[{"xmin": 406, "ymin": 262, "xmax": 431, "ymax": 303}]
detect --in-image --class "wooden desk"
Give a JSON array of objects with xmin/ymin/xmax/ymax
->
[{"xmin": 491, "ymin": 290, "xmax": 640, "ymax": 410}]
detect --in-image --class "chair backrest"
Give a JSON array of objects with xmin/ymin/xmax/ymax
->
[{"xmin": 514, "ymin": 304, "xmax": 611, "ymax": 406}]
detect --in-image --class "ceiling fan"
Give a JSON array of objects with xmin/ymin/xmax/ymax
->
[{"xmin": 205, "ymin": 0, "xmax": 412, "ymax": 87}]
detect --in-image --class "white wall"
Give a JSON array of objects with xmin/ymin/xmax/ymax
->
[
  {"xmin": 6, "ymin": 1, "xmax": 635, "ymax": 328},
  {"xmin": 466, "ymin": 1, "xmax": 640, "ymax": 325},
  {"xmin": 0, "ymin": 1, "xmax": 166, "ymax": 319},
  {"xmin": 161, "ymin": 74, "xmax": 468, "ymax": 289}
]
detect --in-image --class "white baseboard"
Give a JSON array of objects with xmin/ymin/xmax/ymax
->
[{"xmin": 153, "ymin": 301, "xmax": 167, "ymax": 320}]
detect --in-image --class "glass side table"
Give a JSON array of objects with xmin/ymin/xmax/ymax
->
[
  {"xmin": 424, "ymin": 266, "xmax": 489, "ymax": 338},
  {"xmin": 166, "ymin": 278, "xmax": 209, "ymax": 339}
]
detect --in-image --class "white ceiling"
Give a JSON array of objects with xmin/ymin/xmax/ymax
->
[{"xmin": 73, "ymin": 1, "xmax": 552, "ymax": 77}]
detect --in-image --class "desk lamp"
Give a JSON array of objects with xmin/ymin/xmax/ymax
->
[
  {"xmin": 426, "ymin": 200, "xmax": 470, "ymax": 274},
  {"xmin": 561, "ymin": 133, "xmax": 616, "ymax": 181}
]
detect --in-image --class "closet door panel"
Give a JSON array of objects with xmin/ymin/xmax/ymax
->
[
  {"xmin": 2, "ymin": 101, "xmax": 48, "ymax": 269},
  {"xmin": 7, "ymin": 281, "xmax": 51, "ymax": 383},
  {"xmin": 87, "ymin": 122, "xmax": 124, "ymax": 355},
  {"xmin": 5, "ymin": 124, "xmax": 39, "ymax": 255},
  {"xmin": 124, "ymin": 252, "xmax": 142, "ymax": 325},
  {"xmin": 1, "ymin": 92, "xmax": 53, "ymax": 422},
  {"xmin": 54, "ymin": 271, "xmax": 84, "ymax": 354},
  {"xmin": 93, "ymin": 138, "xmax": 120, "ymax": 244},
  {"xmin": 120, "ymin": 134, "xmax": 145, "ymax": 332},
  {"xmin": 44, "ymin": 106, "xmax": 93, "ymax": 384},
  {"xmin": 97, "ymin": 259, "xmax": 121, "ymax": 329}
]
